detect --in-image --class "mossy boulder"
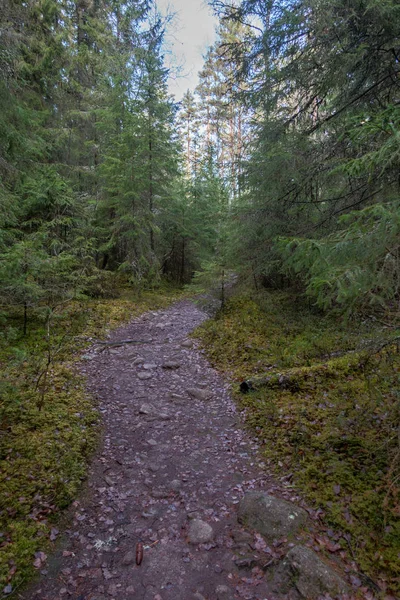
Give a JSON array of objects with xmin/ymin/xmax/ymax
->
[
  {"xmin": 237, "ymin": 492, "xmax": 307, "ymax": 541},
  {"xmin": 273, "ymin": 545, "xmax": 349, "ymax": 598}
]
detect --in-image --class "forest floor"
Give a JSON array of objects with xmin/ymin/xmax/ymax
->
[
  {"xmin": 11, "ymin": 296, "xmax": 392, "ymax": 600},
  {"xmin": 2, "ymin": 292, "xmax": 398, "ymax": 600}
]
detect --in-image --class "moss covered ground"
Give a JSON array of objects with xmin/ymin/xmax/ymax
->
[
  {"xmin": 194, "ymin": 291, "xmax": 400, "ymax": 595},
  {"xmin": 0, "ymin": 285, "xmax": 184, "ymax": 594}
]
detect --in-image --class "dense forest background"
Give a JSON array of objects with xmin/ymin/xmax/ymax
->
[{"xmin": 1, "ymin": 0, "xmax": 399, "ymax": 317}]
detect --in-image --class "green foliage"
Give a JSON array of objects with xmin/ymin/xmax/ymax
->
[
  {"xmin": 210, "ymin": 0, "xmax": 400, "ymax": 315},
  {"xmin": 278, "ymin": 202, "xmax": 400, "ymax": 313},
  {"xmin": 194, "ymin": 291, "xmax": 400, "ymax": 591}
]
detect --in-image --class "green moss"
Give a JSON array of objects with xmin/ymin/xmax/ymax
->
[
  {"xmin": 0, "ymin": 285, "xmax": 185, "ymax": 592},
  {"xmin": 194, "ymin": 290, "xmax": 400, "ymax": 593}
]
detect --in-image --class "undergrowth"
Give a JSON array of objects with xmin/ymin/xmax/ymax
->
[
  {"xmin": 0, "ymin": 283, "xmax": 184, "ymax": 594},
  {"xmin": 194, "ymin": 291, "xmax": 400, "ymax": 595}
]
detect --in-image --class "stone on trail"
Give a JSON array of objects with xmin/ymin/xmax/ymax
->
[
  {"xmin": 139, "ymin": 404, "xmax": 170, "ymax": 420},
  {"xmin": 237, "ymin": 492, "xmax": 307, "ymax": 541},
  {"xmin": 143, "ymin": 363, "xmax": 157, "ymax": 370},
  {"xmin": 231, "ymin": 529, "xmax": 253, "ymax": 545},
  {"xmin": 107, "ymin": 583, "xmax": 118, "ymax": 596},
  {"xmin": 137, "ymin": 371, "xmax": 152, "ymax": 380},
  {"xmin": 188, "ymin": 519, "xmax": 214, "ymax": 544},
  {"xmin": 273, "ymin": 545, "xmax": 349, "ymax": 598},
  {"xmin": 186, "ymin": 387, "xmax": 213, "ymax": 401},
  {"xmin": 215, "ymin": 584, "xmax": 232, "ymax": 599},
  {"xmin": 139, "ymin": 403, "xmax": 155, "ymax": 415},
  {"xmin": 162, "ymin": 361, "xmax": 181, "ymax": 369},
  {"xmin": 169, "ymin": 479, "xmax": 182, "ymax": 492},
  {"xmin": 133, "ymin": 357, "xmax": 144, "ymax": 365},
  {"xmin": 169, "ymin": 393, "xmax": 186, "ymax": 404},
  {"xmin": 181, "ymin": 339, "xmax": 193, "ymax": 348}
]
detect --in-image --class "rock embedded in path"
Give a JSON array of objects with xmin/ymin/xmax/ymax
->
[
  {"xmin": 188, "ymin": 519, "xmax": 214, "ymax": 544},
  {"xmin": 181, "ymin": 339, "xmax": 194, "ymax": 348},
  {"xmin": 237, "ymin": 492, "xmax": 307, "ymax": 541},
  {"xmin": 139, "ymin": 403, "xmax": 170, "ymax": 421},
  {"xmin": 169, "ymin": 393, "xmax": 186, "ymax": 404},
  {"xmin": 143, "ymin": 363, "xmax": 157, "ymax": 370},
  {"xmin": 162, "ymin": 361, "xmax": 181, "ymax": 370},
  {"xmin": 137, "ymin": 371, "xmax": 152, "ymax": 380},
  {"xmin": 273, "ymin": 545, "xmax": 349, "ymax": 598},
  {"xmin": 187, "ymin": 387, "xmax": 213, "ymax": 401},
  {"xmin": 169, "ymin": 479, "xmax": 182, "ymax": 492},
  {"xmin": 139, "ymin": 403, "xmax": 155, "ymax": 415}
]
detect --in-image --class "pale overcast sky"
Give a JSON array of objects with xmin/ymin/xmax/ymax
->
[{"xmin": 156, "ymin": 0, "xmax": 218, "ymax": 100}]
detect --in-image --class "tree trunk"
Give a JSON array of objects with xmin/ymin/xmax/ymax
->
[
  {"xmin": 149, "ymin": 129, "xmax": 155, "ymax": 253},
  {"xmin": 23, "ymin": 301, "xmax": 28, "ymax": 336}
]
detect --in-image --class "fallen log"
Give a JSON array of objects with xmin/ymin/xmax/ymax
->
[{"xmin": 240, "ymin": 373, "xmax": 301, "ymax": 393}]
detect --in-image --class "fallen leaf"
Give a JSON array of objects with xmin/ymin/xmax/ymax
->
[
  {"xmin": 33, "ymin": 551, "xmax": 47, "ymax": 569},
  {"xmin": 326, "ymin": 541, "xmax": 342, "ymax": 553}
]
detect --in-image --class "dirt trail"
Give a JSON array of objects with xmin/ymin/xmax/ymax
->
[{"xmin": 23, "ymin": 300, "xmax": 304, "ymax": 600}]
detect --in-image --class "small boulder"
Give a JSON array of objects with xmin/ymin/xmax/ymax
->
[
  {"xmin": 188, "ymin": 519, "xmax": 214, "ymax": 544},
  {"xmin": 273, "ymin": 545, "xmax": 349, "ymax": 598},
  {"xmin": 237, "ymin": 492, "xmax": 307, "ymax": 541}
]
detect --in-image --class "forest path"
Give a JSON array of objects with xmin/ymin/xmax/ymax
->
[{"xmin": 25, "ymin": 300, "xmax": 290, "ymax": 600}]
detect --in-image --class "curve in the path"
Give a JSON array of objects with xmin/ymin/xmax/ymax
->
[{"xmin": 23, "ymin": 300, "xmax": 303, "ymax": 600}]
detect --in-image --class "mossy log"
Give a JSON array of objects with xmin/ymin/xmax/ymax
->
[{"xmin": 240, "ymin": 353, "xmax": 363, "ymax": 394}]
